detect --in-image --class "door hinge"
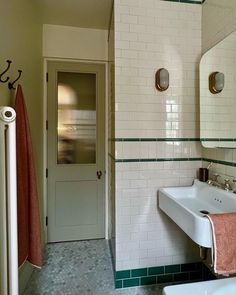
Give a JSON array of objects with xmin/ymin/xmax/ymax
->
[
  {"xmin": 46, "ymin": 168, "xmax": 48, "ymax": 178},
  {"xmin": 46, "ymin": 120, "xmax": 48, "ymax": 130},
  {"xmin": 46, "ymin": 216, "xmax": 48, "ymax": 226},
  {"xmin": 46, "ymin": 72, "xmax": 48, "ymax": 82}
]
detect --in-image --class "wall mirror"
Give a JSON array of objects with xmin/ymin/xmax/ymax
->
[{"xmin": 200, "ymin": 31, "xmax": 236, "ymax": 148}]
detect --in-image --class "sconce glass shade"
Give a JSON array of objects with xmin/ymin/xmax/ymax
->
[
  {"xmin": 155, "ymin": 68, "xmax": 169, "ymax": 91},
  {"xmin": 209, "ymin": 72, "xmax": 224, "ymax": 94}
]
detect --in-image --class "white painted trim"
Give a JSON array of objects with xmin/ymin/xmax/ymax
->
[
  {"xmin": 43, "ymin": 59, "xmax": 48, "ymax": 243},
  {"xmin": 43, "ymin": 57, "xmax": 109, "ymax": 242},
  {"xmin": 105, "ymin": 60, "xmax": 109, "ymax": 240}
]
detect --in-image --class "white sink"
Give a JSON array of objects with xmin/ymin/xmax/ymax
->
[
  {"xmin": 163, "ymin": 277, "xmax": 236, "ymax": 295},
  {"xmin": 159, "ymin": 179, "xmax": 236, "ymax": 248}
]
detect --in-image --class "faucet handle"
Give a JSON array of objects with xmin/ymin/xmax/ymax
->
[
  {"xmin": 232, "ymin": 179, "xmax": 236, "ymax": 194},
  {"xmin": 212, "ymin": 173, "xmax": 220, "ymax": 181},
  {"xmin": 224, "ymin": 178, "xmax": 232, "ymax": 191}
]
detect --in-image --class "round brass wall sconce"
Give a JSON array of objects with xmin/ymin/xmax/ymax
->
[
  {"xmin": 155, "ymin": 68, "xmax": 169, "ymax": 92},
  {"xmin": 209, "ymin": 72, "xmax": 224, "ymax": 94}
]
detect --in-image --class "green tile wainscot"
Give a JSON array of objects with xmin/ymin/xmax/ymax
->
[{"xmin": 115, "ymin": 263, "xmax": 215, "ymax": 289}]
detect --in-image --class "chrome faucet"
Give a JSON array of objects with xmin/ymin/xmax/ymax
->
[
  {"xmin": 232, "ymin": 179, "xmax": 236, "ymax": 194},
  {"xmin": 207, "ymin": 174, "xmax": 235, "ymax": 192},
  {"xmin": 207, "ymin": 173, "xmax": 222, "ymax": 188}
]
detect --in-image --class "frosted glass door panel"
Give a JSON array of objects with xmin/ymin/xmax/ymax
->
[{"xmin": 57, "ymin": 72, "xmax": 96, "ymax": 164}]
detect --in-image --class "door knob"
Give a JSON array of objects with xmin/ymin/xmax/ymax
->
[{"xmin": 97, "ymin": 171, "xmax": 102, "ymax": 179}]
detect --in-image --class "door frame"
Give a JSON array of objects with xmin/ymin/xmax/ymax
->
[{"xmin": 42, "ymin": 58, "xmax": 109, "ymax": 243}]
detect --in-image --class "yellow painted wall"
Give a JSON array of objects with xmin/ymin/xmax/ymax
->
[
  {"xmin": 0, "ymin": 2, "xmax": 110, "ymax": 293},
  {"xmin": 0, "ymin": 1, "xmax": 43, "ymax": 293},
  {"xmin": 43, "ymin": 24, "xmax": 108, "ymax": 60}
]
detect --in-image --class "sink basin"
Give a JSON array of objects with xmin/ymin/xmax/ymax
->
[
  {"xmin": 163, "ymin": 277, "xmax": 236, "ymax": 295},
  {"xmin": 159, "ymin": 179, "xmax": 236, "ymax": 248}
]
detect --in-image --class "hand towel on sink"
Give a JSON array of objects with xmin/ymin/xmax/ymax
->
[{"xmin": 207, "ymin": 213, "xmax": 236, "ymax": 275}]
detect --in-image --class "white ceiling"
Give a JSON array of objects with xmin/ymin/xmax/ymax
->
[{"xmin": 39, "ymin": 0, "xmax": 113, "ymax": 30}]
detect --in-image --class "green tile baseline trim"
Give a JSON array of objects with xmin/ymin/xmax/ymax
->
[
  {"xmin": 123, "ymin": 278, "xmax": 140, "ymax": 288},
  {"xmin": 115, "ymin": 280, "xmax": 122, "ymax": 289},
  {"xmin": 131, "ymin": 268, "xmax": 147, "ymax": 277},
  {"xmin": 203, "ymin": 158, "xmax": 236, "ymax": 168},
  {"xmin": 162, "ymin": 0, "xmax": 203, "ymax": 4},
  {"xmin": 165, "ymin": 264, "xmax": 181, "ymax": 273},
  {"xmin": 148, "ymin": 266, "xmax": 164, "ymax": 275},
  {"xmin": 115, "ymin": 270, "xmax": 130, "ymax": 280},
  {"xmin": 114, "ymin": 138, "xmax": 200, "ymax": 142},
  {"xmin": 115, "ymin": 262, "xmax": 211, "ymax": 289},
  {"xmin": 115, "ymin": 157, "xmax": 202, "ymax": 163}
]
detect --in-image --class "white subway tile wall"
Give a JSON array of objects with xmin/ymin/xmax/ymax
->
[
  {"xmin": 116, "ymin": 141, "xmax": 202, "ymax": 160},
  {"xmin": 114, "ymin": 0, "xmax": 202, "ymax": 270},
  {"xmin": 115, "ymin": 0, "xmax": 202, "ymax": 139},
  {"xmin": 115, "ymin": 161, "xmax": 201, "ymax": 270}
]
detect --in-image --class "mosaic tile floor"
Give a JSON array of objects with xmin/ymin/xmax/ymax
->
[{"xmin": 24, "ymin": 240, "xmax": 163, "ymax": 295}]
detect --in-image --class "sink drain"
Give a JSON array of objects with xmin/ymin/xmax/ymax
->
[{"xmin": 200, "ymin": 210, "xmax": 210, "ymax": 215}]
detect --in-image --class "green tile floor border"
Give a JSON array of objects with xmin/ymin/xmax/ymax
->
[{"xmin": 115, "ymin": 262, "xmax": 215, "ymax": 289}]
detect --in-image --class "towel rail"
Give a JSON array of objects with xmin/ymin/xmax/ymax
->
[{"xmin": 0, "ymin": 107, "xmax": 18, "ymax": 295}]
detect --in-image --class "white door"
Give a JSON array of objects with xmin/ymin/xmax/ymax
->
[{"xmin": 47, "ymin": 61, "xmax": 105, "ymax": 242}]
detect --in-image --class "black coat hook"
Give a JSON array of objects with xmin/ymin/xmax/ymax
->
[
  {"xmin": 8, "ymin": 70, "xmax": 22, "ymax": 90},
  {"xmin": 0, "ymin": 60, "xmax": 12, "ymax": 83}
]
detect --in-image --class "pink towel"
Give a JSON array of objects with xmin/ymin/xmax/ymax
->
[
  {"xmin": 15, "ymin": 85, "xmax": 43, "ymax": 268},
  {"xmin": 207, "ymin": 213, "xmax": 236, "ymax": 275}
]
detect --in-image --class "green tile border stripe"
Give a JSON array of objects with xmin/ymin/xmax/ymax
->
[
  {"xmin": 109, "ymin": 148, "xmax": 203, "ymax": 163},
  {"xmin": 115, "ymin": 157, "xmax": 202, "ymax": 163},
  {"xmin": 201, "ymin": 138, "xmax": 236, "ymax": 142},
  {"xmin": 114, "ymin": 138, "xmax": 200, "ymax": 142},
  {"xmin": 115, "ymin": 262, "xmax": 215, "ymax": 289},
  {"xmin": 203, "ymin": 158, "xmax": 236, "ymax": 168},
  {"xmin": 111, "ymin": 154, "xmax": 236, "ymax": 167},
  {"xmin": 114, "ymin": 138, "xmax": 236, "ymax": 142},
  {"xmin": 163, "ymin": 0, "xmax": 203, "ymax": 4},
  {"xmin": 115, "ymin": 157, "xmax": 236, "ymax": 166}
]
